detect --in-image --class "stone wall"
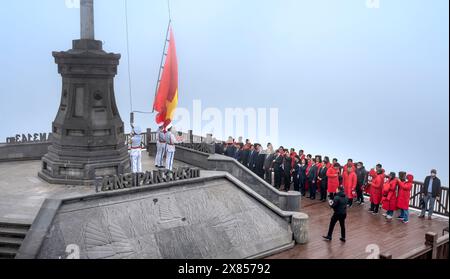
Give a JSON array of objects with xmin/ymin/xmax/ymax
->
[
  {"xmin": 148, "ymin": 143, "xmax": 301, "ymax": 212},
  {"xmin": 0, "ymin": 142, "xmax": 51, "ymax": 162},
  {"xmin": 16, "ymin": 174, "xmax": 295, "ymax": 259}
]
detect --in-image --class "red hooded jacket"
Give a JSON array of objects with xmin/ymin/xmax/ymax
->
[
  {"xmin": 326, "ymin": 167, "xmax": 340, "ymax": 193},
  {"xmin": 342, "ymin": 169, "xmax": 357, "ymax": 199},
  {"xmin": 382, "ymin": 178, "xmax": 398, "ymax": 211},
  {"xmin": 369, "ymin": 169, "xmax": 384, "ymax": 205},
  {"xmin": 397, "ymin": 174, "xmax": 413, "ymax": 210}
]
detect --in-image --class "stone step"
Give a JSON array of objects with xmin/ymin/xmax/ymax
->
[
  {"xmin": 0, "ymin": 222, "xmax": 31, "ymax": 230},
  {"xmin": 0, "ymin": 227, "xmax": 28, "ymax": 238},
  {"xmin": 0, "ymin": 247, "xmax": 17, "ymax": 259},
  {"xmin": 0, "ymin": 236, "xmax": 23, "ymax": 248}
]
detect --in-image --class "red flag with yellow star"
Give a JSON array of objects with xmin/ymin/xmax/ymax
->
[{"xmin": 153, "ymin": 27, "xmax": 178, "ymax": 128}]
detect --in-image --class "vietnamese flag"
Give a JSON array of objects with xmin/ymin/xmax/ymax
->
[{"xmin": 153, "ymin": 27, "xmax": 178, "ymax": 128}]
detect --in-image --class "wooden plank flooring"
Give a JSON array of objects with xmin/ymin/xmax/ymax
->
[{"xmin": 268, "ymin": 197, "xmax": 448, "ymax": 259}]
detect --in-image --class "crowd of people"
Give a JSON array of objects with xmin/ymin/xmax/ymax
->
[{"xmin": 215, "ymin": 137, "xmax": 442, "ymax": 227}]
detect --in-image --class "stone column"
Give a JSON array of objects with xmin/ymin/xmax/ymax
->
[
  {"xmin": 206, "ymin": 134, "xmax": 213, "ymax": 144},
  {"xmin": 291, "ymin": 212, "xmax": 309, "ymax": 244},
  {"xmin": 81, "ymin": 0, "xmax": 95, "ymax": 40}
]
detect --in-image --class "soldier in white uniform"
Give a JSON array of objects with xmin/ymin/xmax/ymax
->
[
  {"xmin": 155, "ymin": 125, "xmax": 167, "ymax": 168},
  {"xmin": 165, "ymin": 126, "xmax": 183, "ymax": 172},
  {"xmin": 130, "ymin": 126, "xmax": 143, "ymax": 173}
]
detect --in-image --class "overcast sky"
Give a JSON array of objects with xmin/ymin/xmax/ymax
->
[{"xmin": 0, "ymin": 0, "xmax": 448, "ymax": 185}]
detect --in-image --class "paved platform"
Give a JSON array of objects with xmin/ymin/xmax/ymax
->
[{"xmin": 0, "ymin": 154, "xmax": 197, "ymax": 223}]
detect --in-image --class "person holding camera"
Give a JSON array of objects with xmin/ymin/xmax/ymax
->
[{"xmin": 323, "ymin": 186, "xmax": 348, "ymax": 242}]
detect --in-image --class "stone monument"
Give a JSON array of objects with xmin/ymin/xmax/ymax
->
[{"xmin": 39, "ymin": 0, "xmax": 130, "ymax": 185}]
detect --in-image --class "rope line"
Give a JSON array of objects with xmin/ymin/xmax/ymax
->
[{"xmin": 125, "ymin": 0, "xmax": 133, "ymax": 114}]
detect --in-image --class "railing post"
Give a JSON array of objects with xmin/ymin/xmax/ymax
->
[
  {"xmin": 425, "ymin": 232, "xmax": 438, "ymax": 259},
  {"xmin": 188, "ymin": 130, "xmax": 193, "ymax": 144},
  {"xmin": 206, "ymin": 133, "xmax": 213, "ymax": 144},
  {"xmin": 146, "ymin": 128, "xmax": 152, "ymax": 150},
  {"xmin": 379, "ymin": 253, "xmax": 392, "ymax": 259}
]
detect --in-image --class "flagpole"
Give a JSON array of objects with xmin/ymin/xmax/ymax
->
[{"xmin": 152, "ymin": 20, "xmax": 172, "ymax": 113}]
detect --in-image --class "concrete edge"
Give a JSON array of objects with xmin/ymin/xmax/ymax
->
[
  {"xmin": 207, "ymin": 154, "xmax": 302, "ymax": 198},
  {"xmin": 15, "ymin": 199, "xmax": 62, "ymax": 259},
  {"xmin": 245, "ymin": 241, "xmax": 296, "ymax": 259},
  {"xmin": 223, "ymin": 173, "xmax": 295, "ymax": 220},
  {"xmin": 14, "ymin": 171, "xmax": 297, "ymax": 259}
]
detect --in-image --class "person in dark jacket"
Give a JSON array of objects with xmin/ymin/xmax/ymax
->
[
  {"xmin": 355, "ymin": 162, "xmax": 368, "ymax": 205},
  {"xmin": 283, "ymin": 150, "xmax": 292, "ymax": 191},
  {"xmin": 263, "ymin": 146, "xmax": 276, "ymax": 184},
  {"xmin": 273, "ymin": 148, "xmax": 284, "ymax": 189},
  {"xmin": 293, "ymin": 156, "xmax": 301, "ymax": 192},
  {"xmin": 419, "ymin": 169, "xmax": 442, "ymax": 220},
  {"xmin": 298, "ymin": 158, "xmax": 308, "ymax": 196},
  {"xmin": 215, "ymin": 142, "xmax": 225, "ymax": 155},
  {"xmin": 318, "ymin": 160, "xmax": 329, "ymax": 202},
  {"xmin": 234, "ymin": 143, "xmax": 242, "ymax": 162},
  {"xmin": 307, "ymin": 158, "xmax": 318, "ymax": 199},
  {"xmin": 323, "ymin": 186, "xmax": 348, "ymax": 242},
  {"xmin": 247, "ymin": 144, "xmax": 257, "ymax": 170},
  {"xmin": 224, "ymin": 143, "xmax": 236, "ymax": 158},
  {"xmin": 254, "ymin": 144, "xmax": 266, "ymax": 179},
  {"xmin": 241, "ymin": 139, "xmax": 252, "ymax": 167}
]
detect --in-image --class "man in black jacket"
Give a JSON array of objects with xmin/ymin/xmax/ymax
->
[
  {"xmin": 355, "ymin": 162, "xmax": 368, "ymax": 205},
  {"xmin": 254, "ymin": 144, "xmax": 266, "ymax": 178},
  {"xmin": 282, "ymin": 150, "xmax": 292, "ymax": 191},
  {"xmin": 323, "ymin": 186, "xmax": 348, "ymax": 242},
  {"xmin": 264, "ymin": 147, "xmax": 276, "ymax": 184},
  {"xmin": 307, "ymin": 159, "xmax": 318, "ymax": 199},
  {"xmin": 273, "ymin": 147, "xmax": 284, "ymax": 189},
  {"xmin": 248, "ymin": 144, "xmax": 258, "ymax": 171},
  {"xmin": 419, "ymin": 169, "xmax": 442, "ymax": 220}
]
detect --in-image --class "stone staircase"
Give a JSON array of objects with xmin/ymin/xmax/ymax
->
[{"xmin": 0, "ymin": 222, "xmax": 31, "ymax": 259}]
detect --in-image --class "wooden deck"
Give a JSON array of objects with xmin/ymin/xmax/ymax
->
[{"xmin": 268, "ymin": 197, "xmax": 449, "ymax": 259}]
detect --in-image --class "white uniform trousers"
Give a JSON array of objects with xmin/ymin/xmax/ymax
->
[
  {"xmin": 156, "ymin": 141, "xmax": 166, "ymax": 167},
  {"xmin": 130, "ymin": 149, "xmax": 142, "ymax": 173},
  {"xmin": 166, "ymin": 145, "xmax": 176, "ymax": 171}
]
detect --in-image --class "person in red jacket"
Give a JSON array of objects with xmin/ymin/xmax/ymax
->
[
  {"xmin": 342, "ymin": 165, "xmax": 357, "ymax": 207},
  {"xmin": 382, "ymin": 172, "xmax": 398, "ymax": 220},
  {"xmin": 396, "ymin": 172, "xmax": 413, "ymax": 223},
  {"xmin": 368, "ymin": 164, "xmax": 384, "ymax": 215},
  {"xmin": 327, "ymin": 163, "xmax": 340, "ymax": 200},
  {"xmin": 290, "ymin": 148, "xmax": 297, "ymax": 169}
]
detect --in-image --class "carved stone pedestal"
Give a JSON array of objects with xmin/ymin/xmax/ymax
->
[
  {"xmin": 39, "ymin": 39, "xmax": 130, "ymax": 186},
  {"xmin": 292, "ymin": 212, "xmax": 309, "ymax": 244}
]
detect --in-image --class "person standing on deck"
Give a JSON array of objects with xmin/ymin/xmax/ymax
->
[
  {"xmin": 396, "ymin": 172, "xmax": 413, "ymax": 223},
  {"xmin": 273, "ymin": 148, "xmax": 284, "ymax": 189},
  {"xmin": 282, "ymin": 149, "xmax": 292, "ymax": 191},
  {"xmin": 323, "ymin": 186, "xmax": 348, "ymax": 242},
  {"xmin": 382, "ymin": 172, "xmax": 398, "ymax": 220},
  {"xmin": 255, "ymin": 144, "xmax": 266, "ymax": 179},
  {"xmin": 155, "ymin": 125, "xmax": 167, "ymax": 168},
  {"xmin": 164, "ymin": 126, "xmax": 183, "ymax": 172},
  {"xmin": 298, "ymin": 158, "xmax": 308, "ymax": 196},
  {"xmin": 307, "ymin": 158, "xmax": 318, "ymax": 199},
  {"xmin": 318, "ymin": 159, "xmax": 329, "ymax": 202},
  {"xmin": 419, "ymin": 169, "xmax": 442, "ymax": 220},
  {"xmin": 263, "ymin": 143, "xmax": 276, "ymax": 184},
  {"xmin": 342, "ymin": 165, "xmax": 357, "ymax": 208},
  {"xmin": 327, "ymin": 163, "xmax": 340, "ymax": 200},
  {"xmin": 293, "ymin": 156, "xmax": 301, "ymax": 192},
  {"xmin": 355, "ymin": 162, "xmax": 368, "ymax": 205},
  {"xmin": 368, "ymin": 165, "xmax": 385, "ymax": 215}
]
